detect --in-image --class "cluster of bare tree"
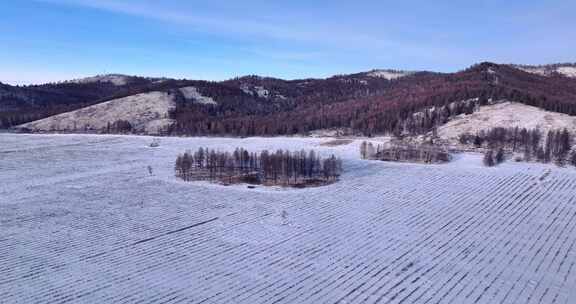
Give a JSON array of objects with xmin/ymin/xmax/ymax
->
[
  {"xmin": 458, "ymin": 127, "xmax": 543, "ymax": 150},
  {"xmin": 104, "ymin": 120, "xmax": 133, "ymax": 133},
  {"xmin": 175, "ymin": 147, "xmax": 342, "ymax": 187},
  {"xmin": 398, "ymin": 98, "xmax": 486, "ymax": 136},
  {"xmin": 460, "ymin": 127, "xmax": 574, "ymax": 166},
  {"xmin": 360, "ymin": 141, "xmax": 451, "ymax": 164},
  {"xmin": 483, "ymin": 148, "xmax": 506, "ymax": 167}
]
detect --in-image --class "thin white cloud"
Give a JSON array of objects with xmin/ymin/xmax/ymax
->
[{"xmin": 37, "ymin": 0, "xmax": 409, "ymax": 51}]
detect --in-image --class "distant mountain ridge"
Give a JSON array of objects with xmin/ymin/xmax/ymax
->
[
  {"xmin": 66, "ymin": 74, "xmax": 169, "ymax": 86},
  {"xmin": 4, "ymin": 62, "xmax": 576, "ymax": 137}
]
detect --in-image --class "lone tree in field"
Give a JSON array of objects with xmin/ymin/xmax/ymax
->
[
  {"xmin": 495, "ymin": 148, "xmax": 505, "ymax": 164},
  {"xmin": 483, "ymin": 149, "xmax": 495, "ymax": 167},
  {"xmin": 360, "ymin": 141, "xmax": 368, "ymax": 159}
]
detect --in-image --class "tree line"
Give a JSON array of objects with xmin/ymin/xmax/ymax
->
[
  {"xmin": 175, "ymin": 147, "xmax": 342, "ymax": 187},
  {"xmin": 167, "ymin": 63, "xmax": 576, "ymax": 138},
  {"xmin": 360, "ymin": 141, "xmax": 451, "ymax": 164},
  {"xmin": 105, "ymin": 120, "xmax": 133, "ymax": 133},
  {"xmin": 459, "ymin": 127, "xmax": 575, "ymax": 166}
]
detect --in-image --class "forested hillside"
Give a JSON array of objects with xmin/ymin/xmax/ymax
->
[
  {"xmin": 169, "ymin": 63, "xmax": 576, "ymax": 137},
  {"xmin": 0, "ymin": 76, "xmax": 159, "ymax": 128},
  {"xmin": 5, "ymin": 62, "xmax": 576, "ymax": 136}
]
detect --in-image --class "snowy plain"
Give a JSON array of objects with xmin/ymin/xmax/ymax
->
[{"xmin": 1, "ymin": 134, "xmax": 576, "ymax": 303}]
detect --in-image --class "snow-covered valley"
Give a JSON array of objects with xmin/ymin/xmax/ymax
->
[{"xmin": 1, "ymin": 134, "xmax": 576, "ymax": 303}]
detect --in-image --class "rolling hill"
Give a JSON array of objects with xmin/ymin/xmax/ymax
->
[{"xmin": 4, "ymin": 62, "xmax": 576, "ymax": 137}]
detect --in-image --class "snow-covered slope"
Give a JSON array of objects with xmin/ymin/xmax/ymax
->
[
  {"xmin": 69, "ymin": 74, "xmax": 132, "ymax": 86},
  {"xmin": 17, "ymin": 91, "xmax": 175, "ymax": 134},
  {"xmin": 239, "ymin": 84, "xmax": 287, "ymax": 101},
  {"xmin": 513, "ymin": 64, "xmax": 576, "ymax": 78},
  {"xmin": 365, "ymin": 69, "xmax": 414, "ymax": 80},
  {"xmin": 558, "ymin": 66, "xmax": 576, "ymax": 78},
  {"xmin": 437, "ymin": 101, "xmax": 576, "ymax": 141},
  {"xmin": 253, "ymin": 86, "xmax": 270, "ymax": 98},
  {"xmin": 179, "ymin": 86, "xmax": 217, "ymax": 105}
]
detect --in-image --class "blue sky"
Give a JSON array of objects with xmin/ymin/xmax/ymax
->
[{"xmin": 1, "ymin": 0, "xmax": 575, "ymax": 85}]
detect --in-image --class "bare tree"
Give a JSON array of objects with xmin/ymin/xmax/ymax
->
[
  {"xmin": 175, "ymin": 147, "xmax": 342, "ymax": 186},
  {"xmin": 483, "ymin": 149, "xmax": 495, "ymax": 167}
]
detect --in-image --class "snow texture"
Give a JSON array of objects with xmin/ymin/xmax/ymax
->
[
  {"xmin": 515, "ymin": 65, "xmax": 576, "ymax": 78},
  {"xmin": 366, "ymin": 70, "xmax": 413, "ymax": 80},
  {"xmin": 254, "ymin": 86, "xmax": 270, "ymax": 98},
  {"xmin": 516, "ymin": 66, "xmax": 551, "ymax": 77},
  {"xmin": 179, "ymin": 86, "xmax": 217, "ymax": 105},
  {"xmin": 557, "ymin": 66, "xmax": 576, "ymax": 78},
  {"xmin": 70, "ymin": 74, "xmax": 130, "ymax": 86},
  {"xmin": 240, "ymin": 84, "xmax": 286, "ymax": 100},
  {"xmin": 2, "ymin": 133, "xmax": 576, "ymax": 303},
  {"xmin": 437, "ymin": 101, "xmax": 576, "ymax": 141},
  {"xmin": 17, "ymin": 91, "xmax": 175, "ymax": 134}
]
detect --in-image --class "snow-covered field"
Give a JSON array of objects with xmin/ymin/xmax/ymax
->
[{"xmin": 1, "ymin": 134, "xmax": 576, "ymax": 303}]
